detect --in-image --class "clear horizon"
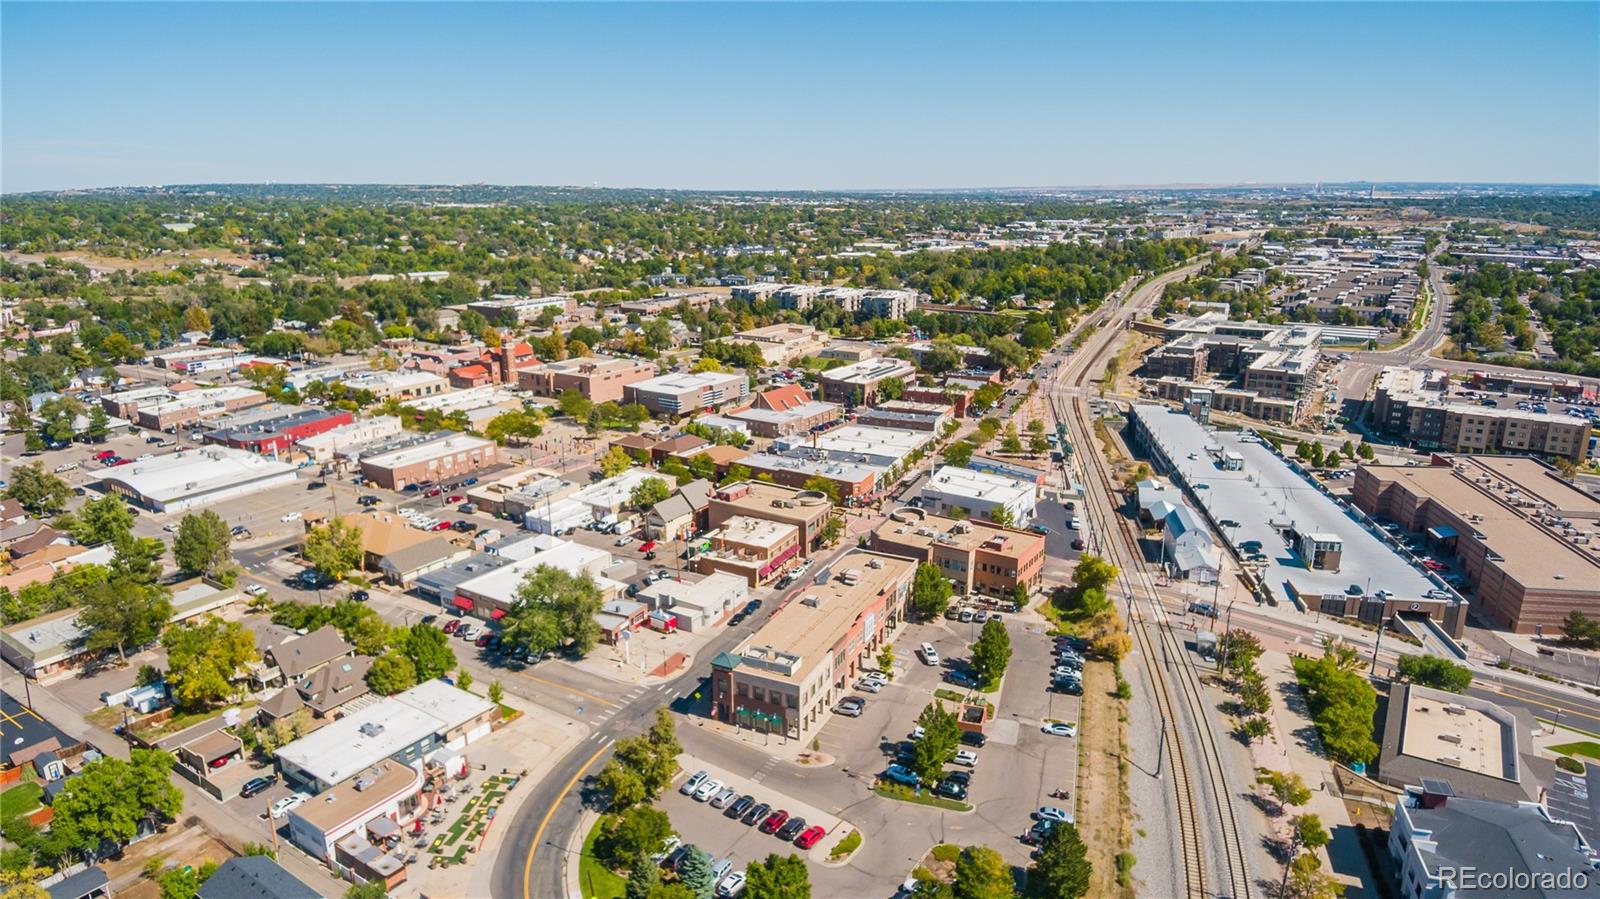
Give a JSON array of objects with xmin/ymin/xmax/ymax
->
[{"xmin": 3, "ymin": 2, "xmax": 1597, "ymax": 194}]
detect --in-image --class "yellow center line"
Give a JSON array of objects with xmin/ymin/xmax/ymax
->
[
  {"xmin": 524, "ymin": 740, "xmax": 611, "ymax": 899},
  {"xmin": 515, "ymin": 670, "xmax": 618, "ymax": 709},
  {"xmin": 1489, "ymin": 682, "xmax": 1599, "ymax": 720}
]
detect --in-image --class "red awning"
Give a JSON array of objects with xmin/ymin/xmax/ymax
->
[
  {"xmin": 452, "ymin": 596, "xmax": 475, "ymax": 611},
  {"xmin": 490, "ymin": 608, "xmax": 507, "ymax": 620}
]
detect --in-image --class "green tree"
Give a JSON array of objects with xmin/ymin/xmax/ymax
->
[
  {"xmin": 1562, "ymin": 610, "xmax": 1600, "ymax": 648},
  {"xmin": 1026, "ymin": 822, "xmax": 1091, "ymax": 898},
  {"xmin": 1357, "ymin": 442, "xmax": 1376, "ymax": 461},
  {"xmin": 172, "ymin": 510, "xmax": 231, "ymax": 579},
  {"xmin": 1020, "ymin": 322, "xmax": 1056, "ymax": 350},
  {"xmin": 1394, "ymin": 654, "xmax": 1473, "ymax": 692},
  {"xmin": 970, "ymin": 618, "xmax": 1012, "ymax": 689},
  {"xmin": 677, "ymin": 846, "xmax": 715, "ymax": 899},
  {"xmin": 1219, "ymin": 630, "xmax": 1264, "ymax": 677},
  {"xmin": 743, "ymin": 853, "xmax": 811, "ymax": 899},
  {"xmin": 1000, "ymin": 423, "xmax": 1023, "ymax": 455},
  {"xmin": 79, "ymin": 578, "xmax": 171, "ymax": 663},
  {"xmin": 801, "ymin": 476, "xmax": 839, "ymax": 504},
  {"xmin": 402, "ymin": 624, "xmax": 457, "ymax": 680},
  {"xmin": 513, "ymin": 564, "xmax": 603, "ymax": 655},
  {"xmin": 626, "ymin": 856, "xmax": 661, "ymax": 899},
  {"xmin": 456, "ymin": 669, "xmax": 473, "ymax": 693},
  {"xmin": 366, "ymin": 652, "xmax": 417, "ymax": 695},
  {"xmin": 984, "ymin": 337, "xmax": 1029, "ymax": 372},
  {"xmin": 599, "ymin": 445, "xmax": 634, "ymax": 478},
  {"xmin": 4, "ymin": 464, "xmax": 71, "ymax": 515},
  {"xmin": 878, "ymin": 377, "xmax": 905, "ymax": 401},
  {"xmin": 111, "ymin": 534, "xmax": 164, "ymax": 587},
  {"xmin": 988, "ymin": 506, "xmax": 1015, "ymax": 528},
  {"xmin": 910, "ymin": 701, "xmax": 961, "ymax": 785},
  {"xmin": 85, "ymin": 406, "xmax": 110, "ymax": 442},
  {"xmin": 910, "ymin": 563, "xmax": 953, "ymax": 620},
  {"xmin": 1281, "ymin": 813, "xmax": 1331, "ymax": 891},
  {"xmin": 343, "ymin": 882, "xmax": 389, "ymax": 899},
  {"xmin": 49, "ymin": 750, "xmax": 183, "ymax": 856},
  {"xmin": 484, "ymin": 410, "xmax": 544, "ymax": 446},
  {"xmin": 303, "ymin": 518, "xmax": 363, "ymax": 581},
  {"xmin": 943, "ymin": 440, "xmax": 975, "ymax": 468},
  {"xmin": 594, "ymin": 760, "xmax": 647, "ymax": 812},
  {"xmin": 500, "ymin": 605, "xmax": 563, "ymax": 657},
  {"xmin": 630, "ymin": 477, "xmax": 672, "ymax": 510},
  {"xmin": 162, "ymin": 616, "xmax": 259, "ymax": 710},
  {"xmin": 1028, "ymin": 431, "xmax": 1050, "ymax": 456},
  {"xmin": 953, "ymin": 845, "xmax": 1012, "ymax": 899},
  {"xmin": 1256, "ymin": 769, "xmax": 1312, "ymax": 817},
  {"xmin": 595, "ymin": 805, "xmax": 673, "ymax": 872},
  {"xmin": 488, "ymin": 680, "xmax": 503, "ymax": 704},
  {"xmin": 66, "ymin": 495, "xmax": 134, "ymax": 547},
  {"xmin": 557, "ymin": 389, "xmax": 594, "ymax": 420}
]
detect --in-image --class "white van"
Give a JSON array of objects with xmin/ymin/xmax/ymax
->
[{"xmin": 918, "ymin": 643, "xmax": 940, "ymax": 666}]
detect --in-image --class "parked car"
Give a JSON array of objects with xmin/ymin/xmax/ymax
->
[
  {"xmin": 349, "ymin": 590, "xmax": 370, "ymax": 602},
  {"xmin": 270, "ymin": 793, "xmax": 309, "ymax": 819},
  {"xmin": 432, "ymin": 521, "xmax": 454, "ymax": 531},
  {"xmin": 1041, "ymin": 721, "xmax": 1078, "ymax": 738},
  {"xmin": 424, "ymin": 487, "xmax": 443, "ymax": 497},
  {"xmin": 475, "ymin": 633, "xmax": 493, "ymax": 648},
  {"xmin": 615, "ymin": 535, "xmax": 635, "ymax": 547},
  {"xmin": 442, "ymin": 619, "xmax": 461, "ymax": 635},
  {"xmin": 727, "ymin": 795, "xmax": 756, "ymax": 819},
  {"xmin": 680, "ymin": 770, "xmax": 709, "ymax": 796},
  {"xmin": 776, "ymin": 817, "xmax": 807, "ymax": 841},
  {"xmin": 694, "ymin": 779, "xmax": 724, "ymax": 802},
  {"xmin": 917, "ymin": 643, "xmax": 940, "ymax": 666},
  {"xmin": 244, "ymin": 584, "xmax": 268, "ymax": 597},
  {"xmin": 240, "ymin": 775, "xmax": 277, "ymax": 798},
  {"xmin": 960, "ymin": 730, "xmax": 987, "ymax": 748},
  {"xmin": 760, "ymin": 810, "xmax": 790, "ymax": 834},
  {"xmin": 855, "ymin": 679, "xmax": 882, "ymax": 693},
  {"xmin": 794, "ymin": 825, "xmax": 826, "ymax": 850},
  {"xmin": 952, "ymin": 750, "xmax": 978, "ymax": 768},
  {"xmin": 742, "ymin": 802, "xmax": 771, "ymax": 826},
  {"xmin": 281, "ymin": 511, "xmax": 302, "ymax": 522},
  {"xmin": 945, "ymin": 670, "xmax": 979, "ymax": 689},
  {"xmin": 884, "ymin": 765, "xmax": 920, "ymax": 786},
  {"xmin": 836, "ymin": 697, "xmax": 866, "ymax": 717},
  {"xmin": 934, "ymin": 780, "xmax": 968, "ymax": 800},
  {"xmin": 1070, "ymin": 538, "xmax": 1086, "ymax": 551},
  {"xmin": 446, "ymin": 495, "xmax": 464, "ymax": 504},
  {"xmin": 711, "ymin": 788, "xmax": 739, "ymax": 809},
  {"xmin": 358, "ymin": 495, "xmax": 381, "ymax": 506},
  {"xmin": 716, "ymin": 872, "xmax": 746, "ymax": 897},
  {"xmin": 1035, "ymin": 806, "xmax": 1073, "ymax": 824}
]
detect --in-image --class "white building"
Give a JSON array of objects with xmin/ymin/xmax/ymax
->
[
  {"xmin": 450, "ymin": 538, "xmax": 622, "ymax": 616},
  {"xmin": 568, "ymin": 469, "xmax": 661, "ymax": 518},
  {"xmin": 296, "ymin": 416, "xmax": 405, "ymax": 464},
  {"xmin": 774, "ymin": 424, "xmax": 930, "ymax": 473},
  {"xmin": 920, "ymin": 466, "xmax": 1037, "ymax": 526},
  {"xmin": 100, "ymin": 446, "xmax": 299, "ymax": 513},
  {"xmin": 338, "ymin": 369, "xmax": 449, "ymax": 401},
  {"xmin": 638, "ymin": 573, "xmax": 749, "ymax": 631}
]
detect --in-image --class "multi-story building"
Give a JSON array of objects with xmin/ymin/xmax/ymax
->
[
  {"xmin": 920, "ymin": 466, "xmax": 1037, "ymax": 526},
  {"xmin": 101, "ymin": 384, "xmax": 182, "ymax": 419},
  {"xmin": 205, "ymin": 408, "xmax": 354, "ymax": 456},
  {"xmin": 296, "ymin": 416, "xmax": 405, "ymax": 464},
  {"xmin": 1352, "ymin": 456, "xmax": 1600, "ymax": 634},
  {"xmin": 706, "ymin": 481, "xmax": 836, "ymax": 557},
  {"xmin": 742, "ymin": 284, "xmax": 922, "ymax": 320},
  {"xmin": 1139, "ymin": 317, "xmax": 1323, "ymax": 403},
  {"xmin": 464, "ymin": 294, "xmax": 574, "ymax": 325},
  {"xmin": 1371, "ymin": 367, "xmax": 1591, "ymax": 462},
  {"xmin": 357, "ymin": 432, "xmax": 498, "ymax": 491},
  {"xmin": 624, "ymin": 371, "xmax": 749, "ymax": 416},
  {"xmin": 818, "ymin": 357, "xmax": 917, "ymax": 405},
  {"xmin": 339, "ymin": 370, "xmax": 448, "ymax": 402},
  {"xmin": 517, "ymin": 356, "xmax": 657, "ymax": 403},
  {"xmin": 856, "ymin": 401, "xmax": 953, "ymax": 433},
  {"xmin": 870, "ymin": 508, "xmax": 1045, "ymax": 598},
  {"xmin": 737, "ymin": 454, "xmax": 877, "ymax": 502},
  {"xmin": 696, "ymin": 515, "xmax": 803, "ymax": 587},
  {"xmin": 723, "ymin": 324, "xmax": 829, "ymax": 365},
  {"xmin": 134, "ymin": 386, "xmax": 269, "ymax": 431},
  {"xmin": 709, "ymin": 550, "xmax": 914, "ymax": 742}
]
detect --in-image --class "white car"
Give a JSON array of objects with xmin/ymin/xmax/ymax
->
[
  {"xmin": 716, "ymin": 872, "xmax": 746, "ymax": 897},
  {"xmin": 855, "ymin": 679, "xmax": 882, "ymax": 693},
  {"xmin": 281, "ymin": 511, "xmax": 302, "ymax": 522},
  {"xmin": 270, "ymin": 793, "xmax": 309, "ymax": 819},
  {"xmin": 53, "ymin": 462, "xmax": 77, "ymax": 473},
  {"xmin": 917, "ymin": 643, "xmax": 940, "ymax": 666},
  {"xmin": 614, "ymin": 535, "xmax": 634, "ymax": 547},
  {"xmin": 1041, "ymin": 721, "xmax": 1078, "ymax": 738},
  {"xmin": 244, "ymin": 584, "xmax": 268, "ymax": 597},
  {"xmin": 693, "ymin": 778, "xmax": 723, "ymax": 802},
  {"xmin": 1035, "ymin": 806, "xmax": 1074, "ymax": 824},
  {"xmin": 679, "ymin": 770, "xmax": 708, "ymax": 796},
  {"xmin": 860, "ymin": 671, "xmax": 889, "ymax": 686},
  {"xmin": 910, "ymin": 726, "xmax": 925, "ymax": 741},
  {"xmin": 952, "ymin": 750, "xmax": 978, "ymax": 767},
  {"xmin": 136, "ymin": 453, "xmax": 153, "ymax": 461}
]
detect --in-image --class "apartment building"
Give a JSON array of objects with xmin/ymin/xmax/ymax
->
[
  {"xmin": 818, "ymin": 357, "xmax": 917, "ymax": 405},
  {"xmin": 696, "ymin": 515, "xmax": 803, "ymax": 587},
  {"xmin": 870, "ymin": 508, "xmax": 1045, "ymax": 598},
  {"xmin": 741, "ymin": 284, "xmax": 921, "ymax": 320},
  {"xmin": 1152, "ymin": 378, "xmax": 1300, "ymax": 423},
  {"xmin": 1352, "ymin": 456, "xmax": 1600, "ymax": 634},
  {"xmin": 357, "ymin": 432, "xmax": 498, "ymax": 491},
  {"xmin": 464, "ymin": 294, "xmax": 574, "ymax": 325},
  {"xmin": 709, "ymin": 550, "xmax": 914, "ymax": 742},
  {"xmin": 724, "ymin": 324, "xmax": 828, "ymax": 364},
  {"xmin": 517, "ymin": 356, "xmax": 657, "ymax": 403},
  {"xmin": 1372, "ymin": 367, "xmax": 1591, "ymax": 462},
  {"xmin": 707, "ymin": 481, "xmax": 836, "ymax": 557},
  {"xmin": 1141, "ymin": 317, "xmax": 1324, "ymax": 400},
  {"xmin": 624, "ymin": 371, "xmax": 749, "ymax": 416}
]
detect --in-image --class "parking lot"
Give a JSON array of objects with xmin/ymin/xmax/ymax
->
[{"xmin": 662, "ymin": 756, "xmax": 850, "ymax": 876}]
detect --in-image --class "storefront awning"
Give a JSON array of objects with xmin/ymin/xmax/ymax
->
[
  {"xmin": 453, "ymin": 596, "xmax": 475, "ymax": 611},
  {"xmin": 490, "ymin": 608, "xmax": 507, "ymax": 620},
  {"xmin": 1427, "ymin": 525, "xmax": 1457, "ymax": 540}
]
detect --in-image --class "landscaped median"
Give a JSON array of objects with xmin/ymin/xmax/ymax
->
[{"xmin": 871, "ymin": 779, "xmax": 973, "ymax": 813}]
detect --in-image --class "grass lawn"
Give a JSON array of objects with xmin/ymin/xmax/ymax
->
[
  {"xmin": 1550, "ymin": 741, "xmax": 1600, "ymax": 761},
  {"xmin": 0, "ymin": 782, "xmax": 44, "ymax": 818},
  {"xmin": 872, "ymin": 782, "xmax": 972, "ymax": 813},
  {"xmin": 579, "ymin": 815, "xmax": 627, "ymax": 899}
]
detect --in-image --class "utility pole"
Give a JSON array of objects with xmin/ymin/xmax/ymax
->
[{"xmin": 1371, "ymin": 615, "xmax": 1388, "ymax": 676}]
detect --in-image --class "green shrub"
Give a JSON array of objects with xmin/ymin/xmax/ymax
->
[
  {"xmin": 931, "ymin": 843, "xmax": 961, "ymax": 863},
  {"xmin": 829, "ymin": 830, "xmax": 862, "ymax": 860},
  {"xmin": 1558, "ymin": 756, "xmax": 1586, "ymax": 774}
]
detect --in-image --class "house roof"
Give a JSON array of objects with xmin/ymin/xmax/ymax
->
[
  {"xmin": 197, "ymin": 856, "xmax": 321, "ymax": 899},
  {"xmin": 46, "ymin": 865, "xmax": 109, "ymax": 899},
  {"xmin": 655, "ymin": 434, "xmax": 709, "ymax": 455},
  {"xmin": 452, "ymin": 364, "xmax": 490, "ymax": 381},
  {"xmin": 299, "ymin": 655, "xmax": 372, "ymax": 713},
  {"xmin": 757, "ymin": 384, "xmax": 812, "ymax": 412},
  {"xmin": 258, "ymin": 687, "xmax": 305, "ymax": 719},
  {"xmin": 266, "ymin": 625, "xmax": 352, "ymax": 679},
  {"xmin": 0, "ymin": 499, "xmax": 25, "ymax": 522},
  {"xmin": 380, "ymin": 536, "xmax": 464, "ymax": 575},
  {"xmin": 651, "ymin": 494, "xmax": 694, "ymax": 524},
  {"xmin": 342, "ymin": 512, "xmax": 433, "ymax": 558}
]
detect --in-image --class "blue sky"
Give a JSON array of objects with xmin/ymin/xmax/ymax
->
[{"xmin": 3, "ymin": 2, "xmax": 1596, "ymax": 192}]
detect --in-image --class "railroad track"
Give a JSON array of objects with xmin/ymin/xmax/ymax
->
[{"xmin": 1046, "ymin": 262, "xmax": 1253, "ymax": 899}]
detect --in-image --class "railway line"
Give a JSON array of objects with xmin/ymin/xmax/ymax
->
[{"xmin": 1046, "ymin": 261, "xmax": 1254, "ymax": 899}]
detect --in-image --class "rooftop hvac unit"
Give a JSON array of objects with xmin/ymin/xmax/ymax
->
[
  {"xmin": 1438, "ymin": 756, "xmax": 1462, "ymax": 767},
  {"xmin": 866, "ymin": 558, "xmax": 883, "ymax": 569},
  {"xmin": 1439, "ymin": 733, "xmax": 1463, "ymax": 745},
  {"xmin": 358, "ymin": 722, "xmax": 386, "ymax": 737},
  {"xmin": 1443, "ymin": 704, "xmax": 1468, "ymax": 716},
  {"xmin": 354, "ymin": 776, "xmax": 374, "ymax": 792},
  {"xmin": 800, "ymin": 594, "xmax": 820, "ymax": 608}
]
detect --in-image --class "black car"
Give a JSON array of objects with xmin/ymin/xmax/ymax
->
[
  {"xmin": 934, "ymin": 780, "xmax": 968, "ymax": 801},
  {"xmin": 307, "ymin": 481, "xmax": 327, "ymax": 490},
  {"xmin": 1055, "ymin": 679, "xmax": 1083, "ymax": 696},
  {"xmin": 421, "ymin": 615, "xmax": 438, "ymax": 626},
  {"xmin": 728, "ymin": 795, "xmax": 756, "ymax": 819},
  {"xmin": 777, "ymin": 817, "xmax": 807, "ymax": 840},
  {"xmin": 742, "ymin": 802, "xmax": 771, "ymax": 826},
  {"xmin": 358, "ymin": 495, "xmax": 381, "ymax": 506},
  {"xmin": 452, "ymin": 520, "xmax": 475, "ymax": 532},
  {"xmin": 350, "ymin": 590, "xmax": 370, "ymax": 602},
  {"xmin": 240, "ymin": 774, "xmax": 277, "ymax": 798},
  {"xmin": 230, "ymin": 525, "xmax": 249, "ymax": 536},
  {"xmin": 960, "ymin": 730, "xmax": 987, "ymax": 748},
  {"xmin": 743, "ymin": 599, "xmax": 762, "ymax": 615},
  {"xmin": 662, "ymin": 844, "xmax": 690, "ymax": 871},
  {"xmin": 942, "ymin": 770, "xmax": 971, "ymax": 787}
]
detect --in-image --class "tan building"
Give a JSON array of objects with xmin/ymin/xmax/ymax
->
[
  {"xmin": 709, "ymin": 550, "xmax": 914, "ymax": 742},
  {"xmin": 358, "ymin": 433, "xmax": 498, "ymax": 491},
  {"xmin": 707, "ymin": 481, "xmax": 835, "ymax": 557},
  {"xmin": 724, "ymin": 324, "xmax": 828, "ymax": 365},
  {"xmin": 517, "ymin": 356, "xmax": 657, "ymax": 403},
  {"xmin": 696, "ymin": 515, "xmax": 802, "ymax": 587},
  {"xmin": 1351, "ymin": 456, "xmax": 1600, "ymax": 634},
  {"xmin": 1372, "ymin": 366, "xmax": 1590, "ymax": 463},
  {"xmin": 818, "ymin": 357, "xmax": 916, "ymax": 405},
  {"xmin": 870, "ymin": 507, "xmax": 1047, "ymax": 598}
]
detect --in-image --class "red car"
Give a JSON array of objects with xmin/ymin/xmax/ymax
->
[
  {"xmin": 111, "ymin": 458, "xmax": 133, "ymax": 466},
  {"xmin": 94, "ymin": 449, "xmax": 117, "ymax": 460},
  {"xmin": 759, "ymin": 810, "xmax": 789, "ymax": 834},
  {"xmin": 446, "ymin": 495, "xmax": 464, "ymax": 504},
  {"xmin": 442, "ymin": 619, "xmax": 461, "ymax": 634},
  {"xmin": 432, "ymin": 521, "xmax": 453, "ymax": 531},
  {"xmin": 638, "ymin": 540, "xmax": 657, "ymax": 554},
  {"xmin": 1422, "ymin": 559, "xmax": 1446, "ymax": 571},
  {"xmin": 794, "ymin": 824, "xmax": 826, "ymax": 850},
  {"xmin": 425, "ymin": 487, "xmax": 442, "ymax": 497}
]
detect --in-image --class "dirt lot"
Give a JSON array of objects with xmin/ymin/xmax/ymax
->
[{"xmin": 1077, "ymin": 659, "xmax": 1131, "ymax": 898}]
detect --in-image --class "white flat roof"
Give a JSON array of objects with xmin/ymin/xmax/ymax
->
[
  {"xmin": 405, "ymin": 386, "xmax": 517, "ymax": 413},
  {"xmin": 822, "ymin": 357, "xmax": 916, "ymax": 385},
  {"xmin": 730, "ymin": 402, "xmax": 838, "ymax": 425},
  {"xmin": 455, "ymin": 539, "xmax": 612, "ymax": 605},
  {"xmin": 631, "ymin": 371, "xmax": 745, "ymax": 394},
  {"xmin": 811, "ymin": 424, "xmax": 930, "ymax": 458},
  {"xmin": 104, "ymin": 447, "xmax": 296, "ymax": 502},
  {"xmin": 142, "ymin": 386, "xmax": 263, "ymax": 413},
  {"xmin": 570, "ymin": 468, "xmax": 659, "ymax": 509},
  {"xmin": 713, "ymin": 515, "xmax": 798, "ymax": 550},
  {"xmin": 275, "ymin": 698, "xmax": 444, "ymax": 786},
  {"xmin": 923, "ymin": 465, "xmax": 1036, "ymax": 504}
]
